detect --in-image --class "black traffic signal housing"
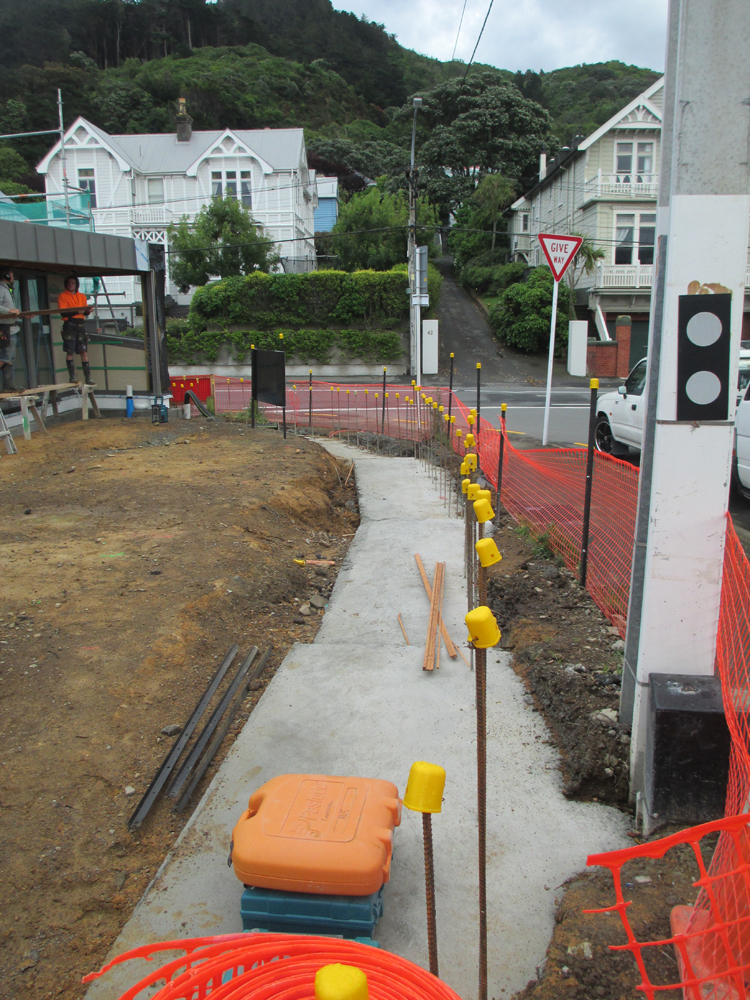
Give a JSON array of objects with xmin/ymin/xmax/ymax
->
[{"xmin": 676, "ymin": 293, "xmax": 732, "ymax": 422}]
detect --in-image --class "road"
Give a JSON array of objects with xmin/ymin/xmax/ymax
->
[{"xmin": 454, "ymin": 384, "xmax": 592, "ymax": 448}]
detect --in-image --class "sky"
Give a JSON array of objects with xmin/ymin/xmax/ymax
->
[{"xmin": 332, "ymin": 0, "xmax": 669, "ymax": 74}]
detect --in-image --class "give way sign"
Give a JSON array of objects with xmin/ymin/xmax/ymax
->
[{"xmin": 538, "ymin": 233, "xmax": 583, "ymax": 281}]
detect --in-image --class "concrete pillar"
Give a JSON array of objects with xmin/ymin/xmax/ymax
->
[
  {"xmin": 626, "ymin": 0, "xmax": 750, "ymax": 803},
  {"xmin": 615, "ymin": 315, "xmax": 631, "ymax": 377}
]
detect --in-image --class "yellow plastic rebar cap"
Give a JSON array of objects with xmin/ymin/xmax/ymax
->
[
  {"xmin": 465, "ymin": 606, "xmax": 501, "ymax": 649},
  {"xmin": 460, "ymin": 461, "xmax": 468, "ymax": 475},
  {"xmin": 473, "ymin": 498, "xmax": 495, "ymax": 523},
  {"xmin": 476, "ymin": 537, "xmax": 502, "ymax": 568},
  {"xmin": 467, "ymin": 414, "xmax": 475, "ymax": 426},
  {"xmin": 315, "ymin": 965, "xmax": 369, "ymax": 1000},
  {"xmin": 476, "ymin": 489, "xmax": 492, "ymax": 503},
  {"xmin": 467, "ymin": 483, "xmax": 481, "ymax": 501},
  {"xmin": 464, "ymin": 432, "xmax": 475, "ymax": 448},
  {"xmin": 461, "ymin": 478, "xmax": 471, "ymax": 495},
  {"xmin": 465, "ymin": 454, "xmax": 478, "ymax": 471},
  {"xmin": 403, "ymin": 760, "xmax": 446, "ymax": 814}
]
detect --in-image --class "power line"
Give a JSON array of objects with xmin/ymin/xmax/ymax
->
[
  {"xmin": 451, "ymin": 0, "xmax": 469, "ymax": 63},
  {"xmin": 462, "ymin": 0, "xmax": 495, "ymax": 84}
]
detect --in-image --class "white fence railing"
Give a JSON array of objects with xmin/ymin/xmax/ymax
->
[
  {"xmin": 584, "ymin": 172, "xmax": 659, "ymax": 201},
  {"xmin": 595, "ymin": 264, "xmax": 654, "ymax": 288}
]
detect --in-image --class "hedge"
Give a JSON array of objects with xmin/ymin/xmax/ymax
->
[
  {"xmin": 190, "ymin": 269, "xmax": 410, "ymax": 329},
  {"xmin": 166, "ymin": 322, "xmax": 403, "ymax": 365}
]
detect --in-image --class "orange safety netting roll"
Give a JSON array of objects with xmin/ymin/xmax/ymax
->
[{"xmin": 83, "ymin": 932, "xmax": 465, "ymax": 1000}]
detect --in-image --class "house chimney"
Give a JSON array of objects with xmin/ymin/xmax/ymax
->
[
  {"xmin": 176, "ymin": 97, "xmax": 192, "ymax": 142},
  {"xmin": 539, "ymin": 149, "xmax": 547, "ymax": 181}
]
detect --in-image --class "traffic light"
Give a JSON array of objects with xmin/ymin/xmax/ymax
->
[{"xmin": 676, "ymin": 293, "xmax": 732, "ymax": 422}]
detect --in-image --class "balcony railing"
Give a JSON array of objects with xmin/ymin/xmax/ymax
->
[
  {"xmin": 584, "ymin": 172, "xmax": 659, "ymax": 201},
  {"xmin": 595, "ymin": 264, "xmax": 654, "ymax": 288}
]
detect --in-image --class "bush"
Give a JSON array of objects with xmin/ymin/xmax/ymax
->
[
  {"xmin": 461, "ymin": 265, "xmax": 495, "ymax": 293},
  {"xmin": 388, "ymin": 262, "xmax": 442, "ymax": 313},
  {"xmin": 489, "ymin": 261, "xmax": 527, "ymax": 295},
  {"xmin": 489, "ymin": 266, "xmax": 570, "ymax": 354},
  {"xmin": 189, "ymin": 270, "xmax": 409, "ymax": 330},
  {"xmin": 166, "ymin": 327, "xmax": 403, "ymax": 365}
]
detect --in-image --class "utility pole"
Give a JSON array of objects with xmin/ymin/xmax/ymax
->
[
  {"xmin": 408, "ymin": 97, "xmax": 422, "ymax": 380},
  {"xmin": 622, "ymin": 0, "xmax": 750, "ymax": 808}
]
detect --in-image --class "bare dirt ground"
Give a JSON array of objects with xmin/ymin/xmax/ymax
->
[
  {"xmin": 0, "ymin": 414, "xmax": 358, "ymax": 1000},
  {"xmin": 486, "ymin": 509, "xmax": 717, "ymax": 999}
]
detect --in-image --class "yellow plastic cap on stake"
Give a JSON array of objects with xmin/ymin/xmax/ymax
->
[
  {"xmin": 450, "ymin": 415, "xmax": 456, "ymax": 424},
  {"xmin": 477, "ymin": 362, "xmax": 481, "ymax": 369},
  {"xmin": 467, "ymin": 483, "xmax": 481, "ymax": 501},
  {"xmin": 462, "ymin": 478, "xmax": 471, "ymax": 495},
  {"xmin": 476, "ymin": 489, "xmax": 492, "ymax": 503},
  {"xmin": 465, "ymin": 453, "xmax": 477, "ymax": 472},
  {"xmin": 460, "ymin": 461, "xmax": 468, "ymax": 475},
  {"xmin": 473, "ymin": 497, "xmax": 495, "ymax": 523},
  {"xmin": 439, "ymin": 405, "xmax": 444, "ymax": 413},
  {"xmin": 501, "ymin": 403, "xmax": 507, "ymax": 413},
  {"xmin": 465, "ymin": 606, "xmax": 501, "ymax": 648},
  {"xmin": 590, "ymin": 378, "xmax": 599, "ymax": 390},
  {"xmin": 476, "ymin": 537, "xmax": 502, "ymax": 568},
  {"xmin": 315, "ymin": 964, "xmax": 369, "ymax": 1000},
  {"xmin": 432, "ymin": 402, "xmax": 438, "ymax": 410},
  {"xmin": 403, "ymin": 761, "xmax": 446, "ymax": 813},
  {"xmin": 465, "ymin": 433, "xmax": 475, "ymax": 448},
  {"xmin": 467, "ymin": 414, "xmax": 475, "ymax": 426}
]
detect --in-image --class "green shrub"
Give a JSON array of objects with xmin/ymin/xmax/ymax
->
[
  {"xmin": 461, "ymin": 265, "xmax": 495, "ymax": 293},
  {"xmin": 166, "ymin": 327, "xmax": 403, "ymax": 365},
  {"xmin": 388, "ymin": 262, "xmax": 442, "ymax": 313},
  {"xmin": 489, "ymin": 261, "xmax": 527, "ymax": 295},
  {"xmin": 489, "ymin": 266, "xmax": 570, "ymax": 354},
  {"xmin": 189, "ymin": 269, "xmax": 410, "ymax": 330}
]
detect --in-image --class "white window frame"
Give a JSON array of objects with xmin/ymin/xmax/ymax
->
[
  {"xmin": 615, "ymin": 141, "xmax": 633, "ymax": 180},
  {"xmin": 147, "ymin": 177, "xmax": 165, "ymax": 205},
  {"xmin": 77, "ymin": 167, "xmax": 96, "ymax": 208},
  {"xmin": 613, "ymin": 211, "xmax": 657, "ymax": 265},
  {"xmin": 209, "ymin": 160, "xmax": 253, "ymax": 205}
]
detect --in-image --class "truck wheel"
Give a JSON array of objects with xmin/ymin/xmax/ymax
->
[{"xmin": 594, "ymin": 415, "xmax": 615, "ymax": 453}]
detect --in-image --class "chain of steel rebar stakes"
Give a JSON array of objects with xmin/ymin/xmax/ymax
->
[
  {"xmin": 475, "ymin": 640, "xmax": 488, "ymax": 1000},
  {"xmin": 423, "ymin": 812, "xmax": 439, "ymax": 976}
]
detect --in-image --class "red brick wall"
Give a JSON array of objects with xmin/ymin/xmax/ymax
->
[
  {"xmin": 615, "ymin": 317, "xmax": 632, "ymax": 378},
  {"xmin": 587, "ymin": 341, "xmax": 618, "ymax": 377}
]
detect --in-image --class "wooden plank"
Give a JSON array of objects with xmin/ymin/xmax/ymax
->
[
  {"xmin": 398, "ymin": 613, "xmax": 410, "ymax": 645},
  {"xmin": 423, "ymin": 561, "xmax": 444, "ymax": 672},
  {"xmin": 414, "ymin": 553, "xmax": 458, "ymax": 658}
]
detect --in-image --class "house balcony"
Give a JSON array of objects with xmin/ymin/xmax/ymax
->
[
  {"xmin": 583, "ymin": 172, "xmax": 659, "ymax": 202},
  {"xmin": 590, "ymin": 263, "xmax": 750, "ymax": 291}
]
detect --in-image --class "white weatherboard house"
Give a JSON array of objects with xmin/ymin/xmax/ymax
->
[
  {"xmin": 37, "ymin": 105, "xmax": 318, "ymax": 314},
  {"xmin": 508, "ymin": 76, "xmax": 750, "ymax": 364}
]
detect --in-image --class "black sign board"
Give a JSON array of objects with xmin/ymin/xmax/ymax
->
[
  {"xmin": 251, "ymin": 349, "xmax": 286, "ymax": 407},
  {"xmin": 676, "ymin": 293, "xmax": 732, "ymax": 422}
]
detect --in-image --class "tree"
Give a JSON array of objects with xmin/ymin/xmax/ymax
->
[
  {"xmin": 489, "ymin": 266, "xmax": 570, "ymax": 354},
  {"xmin": 472, "ymin": 173, "xmax": 516, "ymax": 250},
  {"xmin": 319, "ymin": 182, "xmax": 437, "ymax": 272},
  {"xmin": 167, "ymin": 197, "xmax": 278, "ymax": 292},
  {"xmin": 0, "ymin": 145, "xmax": 33, "ymax": 194},
  {"xmin": 565, "ymin": 234, "xmax": 605, "ymax": 318}
]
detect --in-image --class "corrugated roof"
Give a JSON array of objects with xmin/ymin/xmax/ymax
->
[
  {"xmin": 104, "ymin": 126, "xmax": 305, "ymax": 174},
  {"xmin": 0, "ymin": 217, "xmax": 144, "ymax": 275}
]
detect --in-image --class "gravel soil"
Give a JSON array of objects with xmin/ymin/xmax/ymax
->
[
  {"xmin": 485, "ymin": 507, "xmax": 717, "ymax": 1000},
  {"xmin": 0, "ymin": 414, "xmax": 358, "ymax": 1000}
]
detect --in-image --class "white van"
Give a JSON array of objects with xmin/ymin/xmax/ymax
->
[{"xmin": 596, "ymin": 346, "xmax": 750, "ymax": 456}]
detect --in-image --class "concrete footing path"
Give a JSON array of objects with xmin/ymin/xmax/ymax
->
[{"xmin": 87, "ymin": 442, "xmax": 628, "ymax": 1000}]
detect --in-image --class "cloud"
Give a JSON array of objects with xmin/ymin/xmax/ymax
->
[{"xmin": 333, "ymin": 0, "xmax": 668, "ymax": 73}]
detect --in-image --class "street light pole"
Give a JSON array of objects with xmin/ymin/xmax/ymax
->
[
  {"xmin": 57, "ymin": 88, "xmax": 70, "ymax": 229},
  {"xmin": 409, "ymin": 97, "xmax": 422, "ymax": 380}
]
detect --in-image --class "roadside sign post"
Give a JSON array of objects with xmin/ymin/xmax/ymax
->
[{"xmin": 538, "ymin": 234, "xmax": 583, "ymax": 446}]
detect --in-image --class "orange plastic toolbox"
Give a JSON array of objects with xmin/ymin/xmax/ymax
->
[{"xmin": 231, "ymin": 774, "xmax": 401, "ymax": 896}]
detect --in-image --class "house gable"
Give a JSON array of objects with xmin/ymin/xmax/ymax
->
[
  {"xmin": 579, "ymin": 78, "xmax": 664, "ymax": 151},
  {"xmin": 185, "ymin": 130, "xmax": 274, "ymax": 177},
  {"xmin": 36, "ymin": 117, "xmax": 134, "ymax": 174}
]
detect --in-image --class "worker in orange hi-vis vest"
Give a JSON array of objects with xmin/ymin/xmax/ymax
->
[{"xmin": 57, "ymin": 274, "xmax": 94, "ymax": 384}]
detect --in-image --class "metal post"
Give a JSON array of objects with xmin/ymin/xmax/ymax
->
[
  {"xmin": 475, "ymin": 644, "xmax": 488, "ymax": 1000},
  {"xmin": 382, "ymin": 368, "xmax": 387, "ymax": 434},
  {"xmin": 448, "ymin": 352, "xmax": 454, "ymax": 420},
  {"xmin": 57, "ymin": 89, "xmax": 70, "ymax": 229},
  {"xmin": 19, "ymin": 279, "xmax": 37, "ymax": 389},
  {"xmin": 542, "ymin": 278, "xmax": 560, "ymax": 446},
  {"xmin": 476, "ymin": 362, "xmax": 481, "ymax": 464},
  {"xmin": 579, "ymin": 378, "xmax": 599, "ymax": 588},
  {"xmin": 422, "ymin": 812, "xmax": 439, "ymax": 977},
  {"xmin": 308, "ymin": 369, "xmax": 312, "ymax": 429},
  {"xmin": 409, "ymin": 98, "xmax": 422, "ymax": 378},
  {"xmin": 495, "ymin": 404, "xmax": 506, "ymax": 525}
]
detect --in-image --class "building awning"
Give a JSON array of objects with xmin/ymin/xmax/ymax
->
[{"xmin": 0, "ymin": 218, "xmax": 148, "ymax": 277}]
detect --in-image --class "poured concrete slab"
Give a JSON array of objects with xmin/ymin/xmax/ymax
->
[{"xmin": 86, "ymin": 442, "xmax": 629, "ymax": 1000}]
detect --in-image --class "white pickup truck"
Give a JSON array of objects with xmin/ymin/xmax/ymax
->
[{"xmin": 595, "ymin": 350, "xmax": 750, "ymax": 457}]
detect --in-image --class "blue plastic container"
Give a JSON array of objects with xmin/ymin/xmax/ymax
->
[{"xmin": 240, "ymin": 885, "xmax": 384, "ymax": 940}]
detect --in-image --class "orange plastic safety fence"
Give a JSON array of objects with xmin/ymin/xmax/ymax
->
[
  {"xmin": 82, "ymin": 931, "xmax": 464, "ymax": 1000},
  {"xmin": 586, "ymin": 814, "xmax": 750, "ymax": 1000}
]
